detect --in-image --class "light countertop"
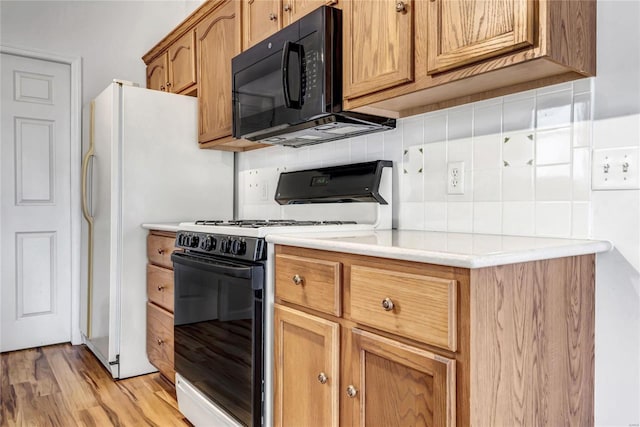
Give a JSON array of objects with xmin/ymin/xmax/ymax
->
[
  {"xmin": 141, "ymin": 223, "xmax": 182, "ymax": 233},
  {"xmin": 266, "ymin": 230, "xmax": 612, "ymax": 268}
]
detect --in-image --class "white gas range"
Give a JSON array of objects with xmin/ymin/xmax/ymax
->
[{"xmin": 174, "ymin": 161, "xmax": 392, "ymax": 427}]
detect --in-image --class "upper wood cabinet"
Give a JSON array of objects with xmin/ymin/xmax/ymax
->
[
  {"xmin": 426, "ymin": 0, "xmax": 535, "ymax": 74},
  {"xmin": 196, "ymin": 0, "xmax": 241, "ymax": 145},
  {"xmin": 282, "ymin": 0, "xmax": 337, "ymax": 26},
  {"xmin": 167, "ymin": 30, "xmax": 197, "ymax": 94},
  {"xmin": 343, "ymin": 0, "xmax": 596, "ymax": 118},
  {"xmin": 243, "ymin": 0, "xmax": 338, "ymax": 50},
  {"xmin": 343, "ymin": 0, "xmax": 414, "ymax": 99},
  {"xmin": 146, "ymin": 53, "xmax": 168, "ymax": 92},
  {"xmin": 243, "ymin": 0, "xmax": 281, "ymax": 50}
]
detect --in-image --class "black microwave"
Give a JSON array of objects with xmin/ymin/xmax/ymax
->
[{"xmin": 231, "ymin": 6, "xmax": 395, "ymax": 148}]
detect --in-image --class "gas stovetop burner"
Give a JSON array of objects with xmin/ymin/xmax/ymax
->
[{"xmin": 193, "ymin": 219, "xmax": 358, "ymax": 228}]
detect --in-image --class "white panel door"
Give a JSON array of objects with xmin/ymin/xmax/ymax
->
[{"xmin": 1, "ymin": 53, "xmax": 72, "ymax": 352}]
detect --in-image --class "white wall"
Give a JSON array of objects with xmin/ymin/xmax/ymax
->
[
  {"xmin": 0, "ymin": 0, "xmax": 202, "ymax": 104},
  {"xmin": 237, "ymin": 2, "xmax": 640, "ymax": 425}
]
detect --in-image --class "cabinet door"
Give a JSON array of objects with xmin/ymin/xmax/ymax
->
[
  {"xmin": 343, "ymin": 0, "xmax": 414, "ymax": 99},
  {"xmin": 147, "ymin": 302, "xmax": 175, "ymax": 383},
  {"xmin": 274, "ymin": 305, "xmax": 339, "ymax": 427},
  {"xmin": 196, "ymin": 0, "xmax": 241, "ymax": 143},
  {"xmin": 427, "ymin": 0, "xmax": 535, "ymax": 74},
  {"xmin": 243, "ymin": 0, "xmax": 282, "ymax": 50},
  {"xmin": 146, "ymin": 52, "xmax": 168, "ymax": 91},
  {"xmin": 282, "ymin": 0, "xmax": 337, "ymax": 27},
  {"xmin": 344, "ymin": 329, "xmax": 456, "ymax": 427},
  {"xmin": 168, "ymin": 30, "xmax": 197, "ymax": 94}
]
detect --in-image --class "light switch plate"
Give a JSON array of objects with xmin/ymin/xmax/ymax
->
[
  {"xmin": 592, "ymin": 147, "xmax": 640, "ymax": 190},
  {"xmin": 447, "ymin": 161, "xmax": 465, "ymax": 194}
]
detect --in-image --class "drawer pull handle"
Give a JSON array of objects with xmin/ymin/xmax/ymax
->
[
  {"xmin": 292, "ymin": 274, "xmax": 304, "ymax": 286},
  {"xmin": 157, "ymin": 338, "xmax": 164, "ymax": 345},
  {"xmin": 317, "ymin": 372, "xmax": 328, "ymax": 384},
  {"xmin": 157, "ymin": 285, "xmax": 165, "ymax": 292},
  {"xmin": 157, "ymin": 248, "xmax": 165, "ymax": 255},
  {"xmin": 346, "ymin": 385, "xmax": 358, "ymax": 398},
  {"xmin": 381, "ymin": 297, "xmax": 395, "ymax": 311}
]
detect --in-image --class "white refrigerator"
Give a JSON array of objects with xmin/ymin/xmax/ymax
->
[{"xmin": 80, "ymin": 81, "xmax": 234, "ymax": 378}]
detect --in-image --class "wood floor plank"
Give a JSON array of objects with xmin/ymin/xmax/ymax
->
[{"xmin": 1, "ymin": 343, "xmax": 191, "ymax": 427}]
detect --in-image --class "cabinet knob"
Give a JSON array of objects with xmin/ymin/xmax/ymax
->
[
  {"xmin": 395, "ymin": 1, "xmax": 407, "ymax": 12},
  {"xmin": 157, "ymin": 338, "xmax": 164, "ymax": 345},
  {"xmin": 381, "ymin": 297, "xmax": 395, "ymax": 311},
  {"xmin": 157, "ymin": 248, "xmax": 165, "ymax": 255},
  {"xmin": 157, "ymin": 285, "xmax": 165, "ymax": 292},
  {"xmin": 159, "ymin": 85, "xmax": 165, "ymax": 91},
  {"xmin": 346, "ymin": 385, "xmax": 358, "ymax": 398},
  {"xmin": 317, "ymin": 372, "xmax": 328, "ymax": 384},
  {"xmin": 269, "ymin": 12, "xmax": 278, "ymax": 21},
  {"xmin": 284, "ymin": 3, "xmax": 292, "ymax": 11},
  {"xmin": 292, "ymin": 274, "xmax": 304, "ymax": 286}
]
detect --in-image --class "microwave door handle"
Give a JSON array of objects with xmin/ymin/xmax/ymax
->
[{"xmin": 281, "ymin": 41, "xmax": 303, "ymax": 109}]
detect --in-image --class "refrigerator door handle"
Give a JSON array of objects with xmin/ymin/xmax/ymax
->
[{"xmin": 82, "ymin": 101, "xmax": 96, "ymax": 337}]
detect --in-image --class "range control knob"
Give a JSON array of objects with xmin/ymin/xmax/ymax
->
[
  {"xmin": 220, "ymin": 238, "xmax": 230, "ymax": 253},
  {"xmin": 177, "ymin": 234, "xmax": 184, "ymax": 246},
  {"xmin": 230, "ymin": 239, "xmax": 246, "ymax": 256},
  {"xmin": 191, "ymin": 235, "xmax": 200, "ymax": 248},
  {"xmin": 200, "ymin": 236, "xmax": 216, "ymax": 251}
]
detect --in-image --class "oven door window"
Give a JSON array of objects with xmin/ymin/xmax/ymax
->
[{"xmin": 172, "ymin": 253, "xmax": 263, "ymax": 427}]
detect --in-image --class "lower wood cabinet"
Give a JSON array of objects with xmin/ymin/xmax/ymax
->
[
  {"xmin": 146, "ymin": 230, "xmax": 177, "ymax": 383},
  {"xmin": 274, "ymin": 305, "xmax": 339, "ymax": 427},
  {"xmin": 274, "ymin": 244, "xmax": 596, "ymax": 426}
]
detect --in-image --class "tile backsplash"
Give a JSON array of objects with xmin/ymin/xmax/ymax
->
[{"xmin": 237, "ymin": 79, "xmax": 594, "ymax": 239}]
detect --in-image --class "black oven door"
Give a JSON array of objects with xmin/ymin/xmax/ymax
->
[{"xmin": 171, "ymin": 252, "xmax": 263, "ymax": 427}]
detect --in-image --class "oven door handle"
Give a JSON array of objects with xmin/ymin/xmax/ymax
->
[{"xmin": 171, "ymin": 252, "xmax": 257, "ymax": 279}]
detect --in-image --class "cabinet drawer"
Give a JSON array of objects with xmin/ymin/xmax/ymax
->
[
  {"xmin": 146, "ymin": 302, "xmax": 175, "ymax": 383},
  {"xmin": 349, "ymin": 265, "xmax": 457, "ymax": 351},
  {"xmin": 147, "ymin": 264, "xmax": 174, "ymax": 312},
  {"xmin": 275, "ymin": 254, "xmax": 342, "ymax": 316},
  {"xmin": 147, "ymin": 234, "xmax": 175, "ymax": 268}
]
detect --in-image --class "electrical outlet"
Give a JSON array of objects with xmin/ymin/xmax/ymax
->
[
  {"xmin": 447, "ymin": 161, "xmax": 465, "ymax": 195},
  {"xmin": 592, "ymin": 147, "xmax": 640, "ymax": 190}
]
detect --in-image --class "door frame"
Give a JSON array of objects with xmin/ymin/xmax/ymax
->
[{"xmin": 1, "ymin": 45, "xmax": 83, "ymax": 345}]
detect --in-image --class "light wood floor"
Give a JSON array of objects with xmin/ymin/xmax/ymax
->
[{"xmin": 1, "ymin": 343, "xmax": 191, "ymax": 426}]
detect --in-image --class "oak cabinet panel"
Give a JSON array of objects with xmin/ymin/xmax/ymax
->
[
  {"xmin": 168, "ymin": 30, "xmax": 197, "ymax": 94},
  {"xmin": 349, "ymin": 265, "xmax": 457, "ymax": 351},
  {"xmin": 274, "ymin": 304, "xmax": 339, "ymax": 427},
  {"xmin": 243, "ymin": 0, "xmax": 282, "ymax": 50},
  {"xmin": 146, "ymin": 230, "xmax": 176, "ymax": 384},
  {"xmin": 146, "ymin": 264, "xmax": 175, "ymax": 312},
  {"xmin": 196, "ymin": 0, "xmax": 241, "ymax": 144},
  {"xmin": 343, "ymin": 0, "xmax": 414, "ymax": 99},
  {"xmin": 146, "ymin": 53, "xmax": 168, "ymax": 92},
  {"xmin": 345, "ymin": 329, "xmax": 456, "ymax": 427},
  {"xmin": 146, "ymin": 301, "xmax": 175, "ymax": 383},
  {"xmin": 146, "ymin": 233, "xmax": 176, "ymax": 269},
  {"xmin": 426, "ymin": 0, "xmax": 535, "ymax": 74},
  {"xmin": 282, "ymin": 0, "xmax": 337, "ymax": 26},
  {"xmin": 275, "ymin": 254, "xmax": 342, "ymax": 316}
]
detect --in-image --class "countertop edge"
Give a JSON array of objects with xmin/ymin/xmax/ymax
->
[
  {"xmin": 141, "ymin": 223, "xmax": 181, "ymax": 233},
  {"xmin": 266, "ymin": 233, "xmax": 613, "ymax": 268}
]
